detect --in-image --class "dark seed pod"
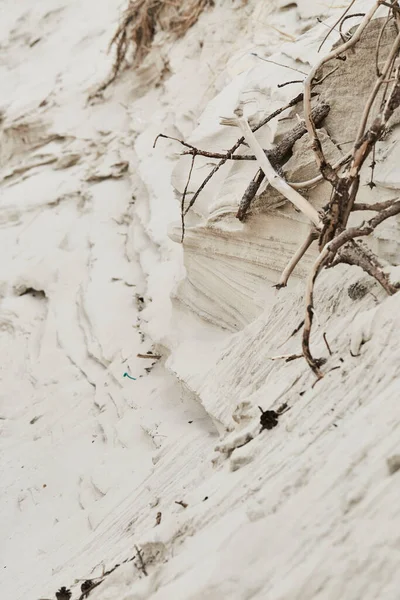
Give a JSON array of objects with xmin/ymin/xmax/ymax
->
[{"xmin": 55, "ymin": 587, "xmax": 72, "ymax": 600}]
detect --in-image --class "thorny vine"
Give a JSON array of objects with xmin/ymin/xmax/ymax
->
[{"xmin": 156, "ymin": 0, "xmax": 400, "ymax": 379}]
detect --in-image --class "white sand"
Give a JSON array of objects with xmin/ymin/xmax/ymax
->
[{"xmin": 1, "ymin": 1, "xmax": 399, "ymax": 599}]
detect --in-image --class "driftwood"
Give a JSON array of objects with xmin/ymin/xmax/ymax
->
[
  {"xmin": 236, "ymin": 102, "xmax": 330, "ymax": 221},
  {"xmin": 221, "ymin": 109, "xmax": 322, "ymax": 228},
  {"xmin": 154, "ymin": 93, "xmax": 306, "ymax": 239}
]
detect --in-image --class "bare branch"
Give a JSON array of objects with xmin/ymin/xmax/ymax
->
[
  {"xmin": 183, "ymin": 93, "xmax": 305, "ymax": 216},
  {"xmin": 180, "ymin": 153, "xmax": 196, "ymax": 242},
  {"xmin": 318, "ymin": 0, "xmax": 357, "ymax": 52},
  {"xmin": 236, "ymin": 169, "xmax": 264, "ymax": 221},
  {"xmin": 352, "ymin": 198, "xmax": 398, "ymax": 211},
  {"xmin": 275, "ymin": 229, "xmax": 318, "ymax": 288},
  {"xmin": 331, "ymin": 242, "xmax": 397, "ymax": 294},
  {"xmin": 223, "ymin": 108, "xmax": 323, "ymax": 228},
  {"xmin": 236, "ymin": 102, "xmax": 330, "ymax": 219},
  {"xmin": 302, "ymin": 199, "xmax": 400, "ymax": 375},
  {"xmin": 251, "ymin": 53, "xmax": 308, "ymax": 75},
  {"xmin": 289, "ymin": 152, "xmax": 352, "ymax": 190}
]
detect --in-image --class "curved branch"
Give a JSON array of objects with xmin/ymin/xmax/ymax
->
[{"xmin": 302, "ymin": 199, "xmax": 400, "ymax": 375}]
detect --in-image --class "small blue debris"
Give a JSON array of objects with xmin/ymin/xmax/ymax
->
[{"xmin": 123, "ymin": 372, "xmax": 136, "ymax": 381}]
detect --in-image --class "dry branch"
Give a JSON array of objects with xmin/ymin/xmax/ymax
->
[
  {"xmin": 331, "ymin": 242, "xmax": 397, "ymax": 295},
  {"xmin": 275, "ymin": 229, "xmax": 319, "ymax": 288},
  {"xmin": 300, "ymin": 6, "xmax": 400, "ymax": 377},
  {"xmin": 222, "ymin": 108, "xmax": 323, "ymax": 228},
  {"xmin": 352, "ymin": 198, "xmax": 398, "ymax": 211},
  {"xmin": 235, "ymin": 102, "xmax": 330, "ymax": 220},
  {"xmin": 156, "ymin": 93, "xmax": 328, "ymax": 235},
  {"xmin": 289, "ymin": 152, "xmax": 352, "ymax": 190},
  {"xmin": 237, "ymin": 169, "xmax": 265, "ymax": 220},
  {"xmin": 183, "ymin": 93, "xmax": 304, "ymax": 218},
  {"xmin": 303, "ymin": 199, "xmax": 400, "ymax": 375}
]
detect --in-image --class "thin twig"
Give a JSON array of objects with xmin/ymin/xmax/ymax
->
[
  {"xmin": 275, "ymin": 229, "xmax": 318, "ymax": 288},
  {"xmin": 323, "ymin": 332, "xmax": 332, "ymax": 355},
  {"xmin": 338, "ymin": 13, "xmax": 366, "ymax": 44},
  {"xmin": 289, "ymin": 152, "xmax": 352, "ymax": 190},
  {"xmin": 180, "ymin": 153, "xmax": 196, "ymax": 241},
  {"xmin": 277, "ymin": 79, "xmax": 304, "ymax": 88},
  {"xmin": 267, "ymin": 353, "xmax": 303, "ymax": 361},
  {"xmin": 368, "ymin": 147, "xmax": 377, "ymax": 189},
  {"xmin": 134, "ymin": 545, "xmax": 148, "ymax": 577},
  {"xmin": 313, "ymin": 65, "xmax": 340, "ymax": 85},
  {"xmin": 251, "ymin": 53, "xmax": 308, "ymax": 75},
  {"xmin": 317, "ymin": 0, "xmax": 357, "ymax": 52},
  {"xmin": 277, "ymin": 320, "xmax": 305, "ymax": 349}
]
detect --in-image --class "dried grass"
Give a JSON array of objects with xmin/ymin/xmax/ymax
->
[{"xmin": 105, "ymin": 0, "xmax": 213, "ymax": 89}]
